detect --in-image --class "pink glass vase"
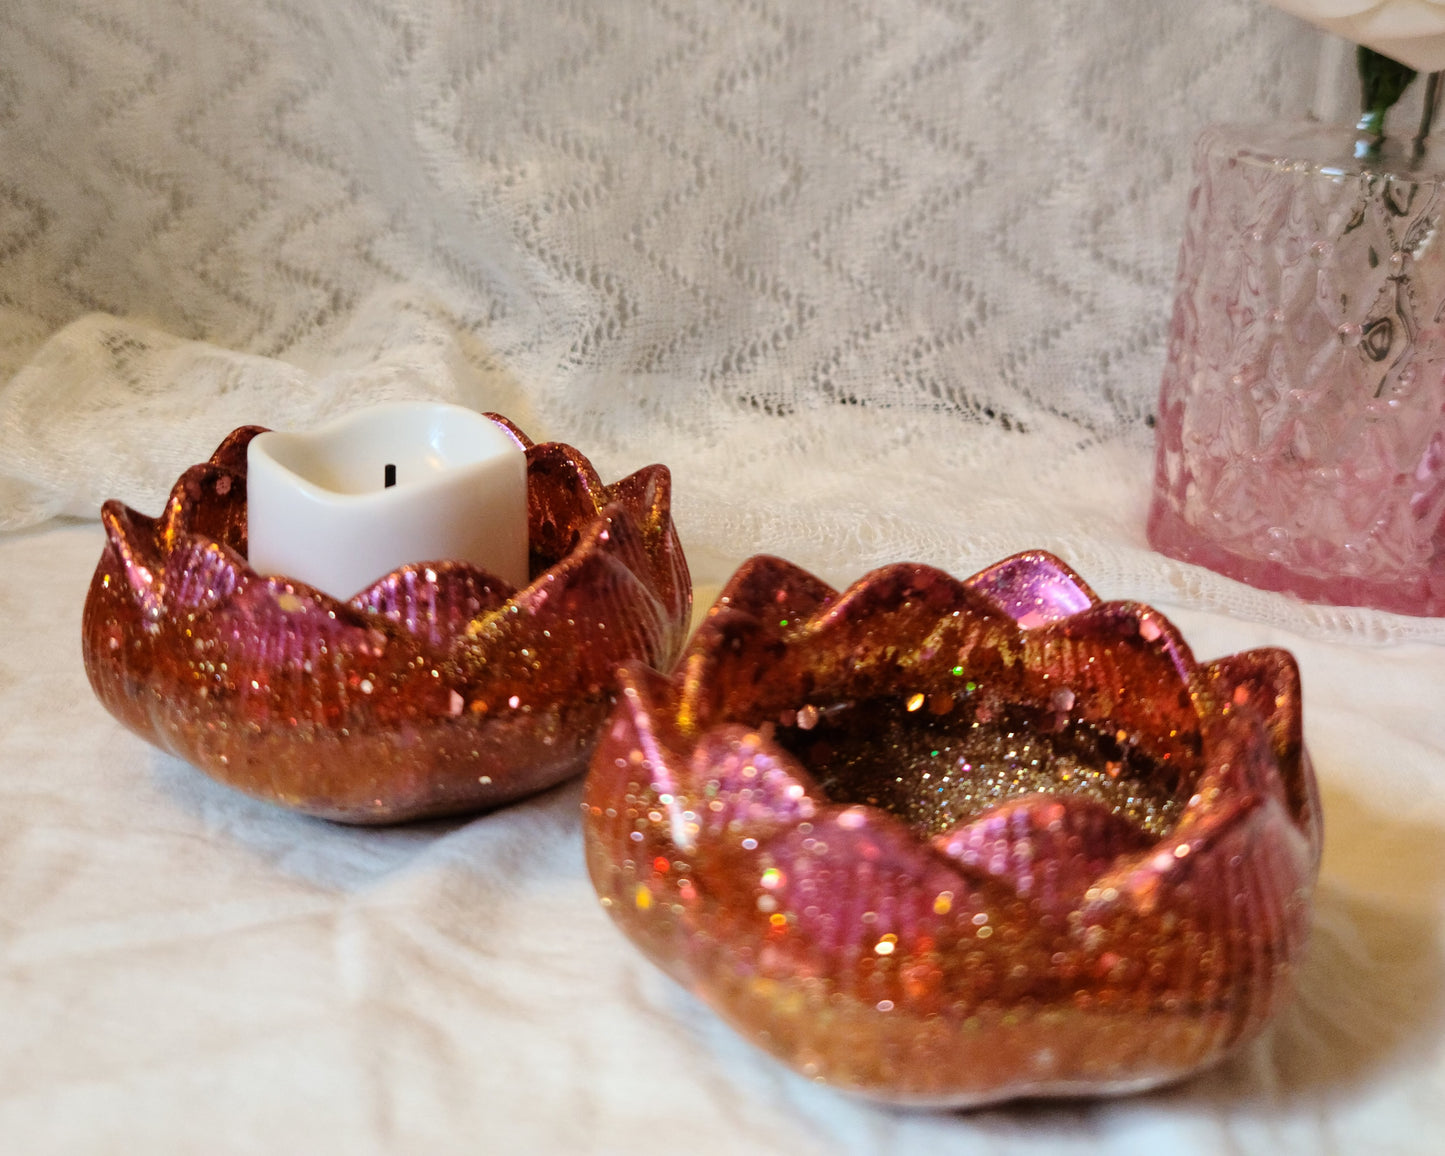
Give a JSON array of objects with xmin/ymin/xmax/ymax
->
[{"xmin": 1149, "ymin": 122, "xmax": 1445, "ymax": 616}]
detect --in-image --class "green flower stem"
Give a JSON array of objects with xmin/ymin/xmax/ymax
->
[
  {"xmin": 1416, "ymin": 72, "xmax": 1444, "ymax": 161},
  {"xmin": 1356, "ymin": 45, "xmax": 1417, "ymax": 159}
]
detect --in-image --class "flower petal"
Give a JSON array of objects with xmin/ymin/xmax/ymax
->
[
  {"xmin": 1201, "ymin": 647, "xmax": 1319, "ymax": 854},
  {"xmin": 1354, "ymin": 0, "xmax": 1445, "ymax": 39},
  {"xmin": 1270, "ymin": 0, "xmax": 1390, "ymax": 18},
  {"xmin": 350, "ymin": 561, "xmax": 514, "ymax": 647},
  {"xmin": 524, "ymin": 440, "xmax": 612, "ymax": 569},
  {"xmin": 98, "ymin": 501, "xmax": 164, "ymax": 618},
  {"xmin": 764, "ymin": 806, "xmax": 993, "ymax": 977},
  {"xmin": 933, "ymin": 793, "xmax": 1153, "ymax": 913},
  {"xmin": 963, "ymin": 550, "xmax": 1098, "ymax": 627}
]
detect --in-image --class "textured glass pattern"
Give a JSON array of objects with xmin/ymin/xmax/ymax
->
[{"xmin": 1150, "ymin": 123, "xmax": 1445, "ymax": 616}]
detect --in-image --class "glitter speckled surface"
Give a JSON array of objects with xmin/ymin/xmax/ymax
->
[
  {"xmin": 81, "ymin": 417, "xmax": 691, "ymax": 823},
  {"xmin": 583, "ymin": 552, "xmax": 1321, "ymax": 1107},
  {"xmin": 774, "ymin": 696, "xmax": 1185, "ymax": 841}
]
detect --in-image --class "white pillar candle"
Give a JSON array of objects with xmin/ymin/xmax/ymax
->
[{"xmin": 246, "ymin": 402, "xmax": 530, "ymax": 600}]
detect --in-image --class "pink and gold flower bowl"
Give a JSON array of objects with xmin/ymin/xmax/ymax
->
[
  {"xmin": 583, "ymin": 552, "xmax": 1320, "ymax": 1107},
  {"xmin": 82, "ymin": 417, "xmax": 691, "ymax": 823}
]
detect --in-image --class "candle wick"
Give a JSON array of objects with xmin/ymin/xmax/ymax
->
[{"xmin": 384, "ymin": 464, "xmax": 397, "ymax": 488}]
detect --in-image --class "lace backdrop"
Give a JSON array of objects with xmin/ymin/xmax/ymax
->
[{"xmin": 7, "ymin": 1, "xmax": 1424, "ymax": 640}]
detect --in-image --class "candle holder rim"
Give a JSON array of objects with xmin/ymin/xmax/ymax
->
[
  {"xmin": 1203, "ymin": 119, "xmax": 1445, "ymax": 180},
  {"xmin": 676, "ymin": 551, "xmax": 1205, "ymax": 740}
]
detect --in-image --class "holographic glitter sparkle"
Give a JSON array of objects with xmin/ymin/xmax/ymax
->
[
  {"xmin": 583, "ymin": 552, "xmax": 1321, "ymax": 1107},
  {"xmin": 82, "ymin": 416, "xmax": 691, "ymax": 822},
  {"xmin": 775, "ymin": 696, "xmax": 1185, "ymax": 840}
]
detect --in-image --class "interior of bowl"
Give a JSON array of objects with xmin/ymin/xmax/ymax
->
[
  {"xmin": 768, "ymin": 685, "xmax": 1194, "ymax": 840},
  {"xmin": 672, "ymin": 558, "xmax": 1210, "ymax": 844}
]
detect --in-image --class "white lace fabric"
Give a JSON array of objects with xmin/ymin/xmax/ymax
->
[{"xmin": 1, "ymin": 2, "xmax": 1442, "ymax": 1152}]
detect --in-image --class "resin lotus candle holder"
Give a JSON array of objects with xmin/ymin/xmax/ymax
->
[
  {"xmin": 82, "ymin": 416, "xmax": 691, "ymax": 823},
  {"xmin": 584, "ymin": 552, "xmax": 1320, "ymax": 1107}
]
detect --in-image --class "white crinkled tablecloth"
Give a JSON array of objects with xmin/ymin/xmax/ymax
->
[{"xmin": 0, "ymin": 2, "xmax": 1442, "ymax": 1152}]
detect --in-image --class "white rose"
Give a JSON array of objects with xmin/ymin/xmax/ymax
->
[{"xmin": 1269, "ymin": 1, "xmax": 1445, "ymax": 72}]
